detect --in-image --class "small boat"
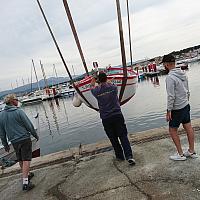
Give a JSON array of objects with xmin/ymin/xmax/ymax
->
[
  {"xmin": 145, "ymin": 71, "xmax": 159, "ymax": 77},
  {"xmin": 157, "ymin": 64, "xmax": 168, "ymax": 75},
  {"xmin": 0, "ymin": 114, "xmax": 40, "ymax": 168},
  {"xmin": 73, "ymin": 67, "xmax": 138, "ymax": 110},
  {"xmin": 145, "ymin": 62, "xmax": 159, "ymax": 77},
  {"xmin": 60, "ymin": 84, "xmax": 75, "ymax": 97},
  {"xmin": 176, "ymin": 61, "xmax": 188, "ymax": 70},
  {"xmin": 137, "ymin": 69, "xmax": 146, "ymax": 79},
  {"xmin": 20, "ymin": 91, "xmax": 43, "ymax": 105}
]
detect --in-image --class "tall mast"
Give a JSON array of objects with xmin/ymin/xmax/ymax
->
[
  {"xmin": 63, "ymin": 0, "xmax": 89, "ymax": 76},
  {"xmin": 40, "ymin": 60, "xmax": 48, "ymax": 89},
  {"xmin": 126, "ymin": 0, "xmax": 133, "ymax": 66},
  {"xmin": 16, "ymin": 79, "xmax": 19, "ymax": 88},
  {"xmin": 53, "ymin": 64, "xmax": 58, "ymax": 78},
  {"xmin": 31, "ymin": 64, "xmax": 33, "ymax": 92},
  {"xmin": 32, "ymin": 59, "xmax": 41, "ymax": 91},
  {"xmin": 115, "ymin": 0, "xmax": 128, "ymax": 102},
  {"xmin": 22, "ymin": 78, "xmax": 25, "ymax": 87},
  {"xmin": 72, "ymin": 65, "xmax": 75, "ymax": 77},
  {"xmin": 11, "ymin": 83, "xmax": 13, "ymax": 90}
]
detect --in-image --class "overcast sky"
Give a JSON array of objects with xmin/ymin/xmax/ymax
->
[{"xmin": 0, "ymin": 0, "xmax": 200, "ymax": 91}]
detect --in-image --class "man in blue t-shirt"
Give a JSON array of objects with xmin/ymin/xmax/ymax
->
[{"xmin": 91, "ymin": 72, "xmax": 135, "ymax": 165}]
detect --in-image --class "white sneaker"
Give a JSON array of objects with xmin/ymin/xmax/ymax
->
[
  {"xmin": 183, "ymin": 150, "xmax": 198, "ymax": 158},
  {"xmin": 170, "ymin": 153, "xmax": 187, "ymax": 161}
]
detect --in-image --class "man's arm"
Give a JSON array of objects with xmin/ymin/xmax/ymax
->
[
  {"xmin": 166, "ymin": 76, "xmax": 175, "ymax": 111},
  {"xmin": 91, "ymin": 77, "xmax": 99, "ymax": 98},
  {"xmin": 19, "ymin": 110, "xmax": 39, "ymax": 140},
  {"xmin": 166, "ymin": 77, "xmax": 175, "ymax": 121},
  {"xmin": 90, "ymin": 77, "xmax": 96, "ymax": 87},
  {"xmin": 186, "ymin": 77, "xmax": 190, "ymax": 100}
]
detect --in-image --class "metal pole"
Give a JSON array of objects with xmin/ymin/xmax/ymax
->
[
  {"xmin": 40, "ymin": 60, "xmax": 48, "ymax": 89},
  {"xmin": 32, "ymin": 59, "xmax": 41, "ymax": 91},
  {"xmin": 53, "ymin": 64, "xmax": 58, "ymax": 78},
  {"xmin": 126, "ymin": 0, "xmax": 133, "ymax": 66},
  {"xmin": 11, "ymin": 83, "xmax": 13, "ymax": 90},
  {"xmin": 115, "ymin": 0, "xmax": 128, "ymax": 102},
  {"xmin": 72, "ymin": 65, "xmax": 75, "ymax": 77},
  {"xmin": 22, "ymin": 78, "xmax": 25, "ymax": 87},
  {"xmin": 16, "ymin": 79, "xmax": 18, "ymax": 88},
  {"xmin": 63, "ymin": 0, "xmax": 89, "ymax": 76}
]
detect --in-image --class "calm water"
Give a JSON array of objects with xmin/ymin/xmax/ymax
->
[{"xmin": 15, "ymin": 62, "xmax": 200, "ymax": 155}]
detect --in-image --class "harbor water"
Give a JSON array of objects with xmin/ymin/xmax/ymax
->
[{"xmin": 5, "ymin": 62, "xmax": 200, "ymax": 155}]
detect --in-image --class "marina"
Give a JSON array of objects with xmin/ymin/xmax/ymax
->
[
  {"xmin": 1, "ymin": 62, "xmax": 196, "ymax": 156},
  {"xmin": 0, "ymin": 0, "xmax": 200, "ymax": 199}
]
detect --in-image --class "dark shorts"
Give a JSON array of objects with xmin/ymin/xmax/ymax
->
[
  {"xmin": 169, "ymin": 104, "xmax": 191, "ymax": 128},
  {"xmin": 12, "ymin": 138, "xmax": 32, "ymax": 161}
]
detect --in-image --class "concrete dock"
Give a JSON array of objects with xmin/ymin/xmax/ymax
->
[{"xmin": 1, "ymin": 119, "xmax": 200, "ymax": 200}]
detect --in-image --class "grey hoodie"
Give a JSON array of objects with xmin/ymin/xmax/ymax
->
[
  {"xmin": 166, "ymin": 68, "xmax": 190, "ymax": 111},
  {"xmin": 0, "ymin": 105, "xmax": 38, "ymax": 147}
]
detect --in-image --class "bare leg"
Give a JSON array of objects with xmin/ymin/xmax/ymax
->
[
  {"xmin": 183, "ymin": 122, "xmax": 195, "ymax": 152},
  {"xmin": 22, "ymin": 161, "xmax": 31, "ymax": 178},
  {"xmin": 169, "ymin": 127, "xmax": 183, "ymax": 155}
]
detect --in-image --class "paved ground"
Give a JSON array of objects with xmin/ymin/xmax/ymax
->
[{"xmin": 1, "ymin": 120, "xmax": 200, "ymax": 200}]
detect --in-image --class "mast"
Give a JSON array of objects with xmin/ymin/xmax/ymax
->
[
  {"xmin": 11, "ymin": 83, "xmax": 13, "ymax": 90},
  {"xmin": 72, "ymin": 65, "xmax": 75, "ymax": 77},
  {"xmin": 16, "ymin": 79, "xmax": 18, "ymax": 88},
  {"xmin": 40, "ymin": 60, "xmax": 48, "ymax": 89},
  {"xmin": 53, "ymin": 64, "xmax": 58, "ymax": 78},
  {"xmin": 63, "ymin": 0, "xmax": 89, "ymax": 76},
  {"xmin": 115, "ymin": 0, "xmax": 128, "ymax": 102},
  {"xmin": 32, "ymin": 59, "xmax": 41, "ymax": 91},
  {"xmin": 22, "ymin": 78, "xmax": 25, "ymax": 87},
  {"xmin": 126, "ymin": 0, "xmax": 133, "ymax": 66},
  {"xmin": 30, "ymin": 64, "xmax": 33, "ymax": 92}
]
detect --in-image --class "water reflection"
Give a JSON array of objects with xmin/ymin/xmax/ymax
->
[
  {"xmin": 48, "ymin": 100, "xmax": 60, "ymax": 134},
  {"xmin": 41, "ymin": 103, "xmax": 54, "ymax": 139},
  {"xmin": 60, "ymin": 98, "xmax": 69, "ymax": 125},
  {"xmin": 151, "ymin": 76, "xmax": 160, "ymax": 86}
]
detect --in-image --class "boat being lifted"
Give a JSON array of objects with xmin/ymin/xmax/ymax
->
[
  {"xmin": 37, "ymin": 0, "xmax": 137, "ymax": 111},
  {"xmin": 73, "ymin": 66, "xmax": 137, "ymax": 110}
]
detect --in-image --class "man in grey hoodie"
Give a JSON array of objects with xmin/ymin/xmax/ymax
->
[
  {"xmin": 162, "ymin": 54, "xmax": 197, "ymax": 161},
  {"xmin": 0, "ymin": 94, "xmax": 39, "ymax": 191}
]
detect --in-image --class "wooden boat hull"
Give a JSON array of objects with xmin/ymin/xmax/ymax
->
[{"xmin": 74, "ymin": 73, "xmax": 137, "ymax": 110}]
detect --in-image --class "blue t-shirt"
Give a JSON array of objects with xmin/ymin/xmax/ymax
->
[{"xmin": 91, "ymin": 82, "xmax": 122, "ymax": 119}]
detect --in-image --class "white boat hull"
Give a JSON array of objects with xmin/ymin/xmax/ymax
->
[{"xmin": 74, "ymin": 73, "xmax": 137, "ymax": 110}]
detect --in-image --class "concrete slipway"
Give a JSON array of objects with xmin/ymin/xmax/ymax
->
[{"xmin": 1, "ymin": 119, "xmax": 200, "ymax": 200}]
